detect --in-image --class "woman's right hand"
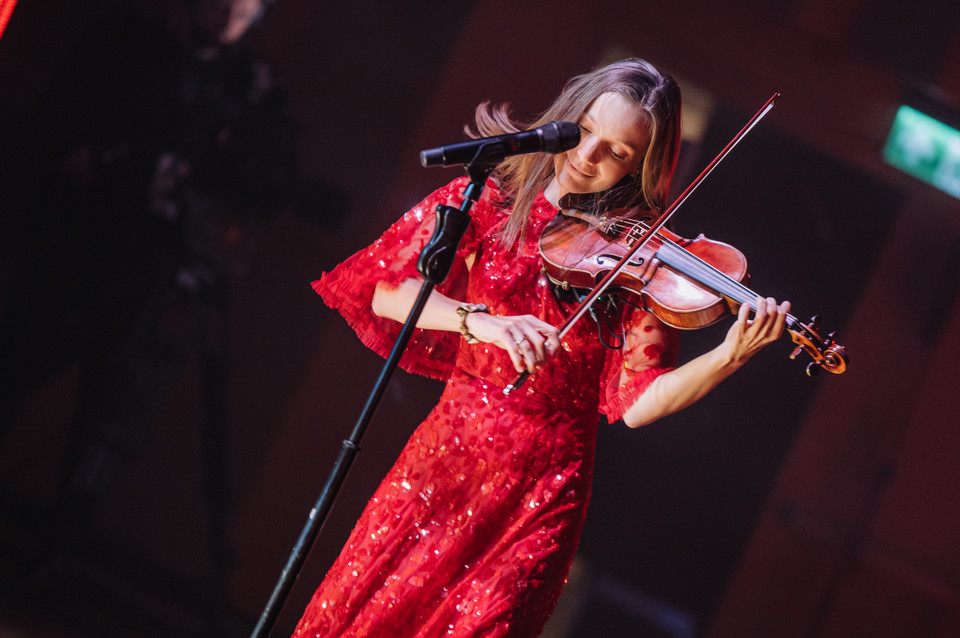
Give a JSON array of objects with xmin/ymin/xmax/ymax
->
[
  {"xmin": 372, "ymin": 278, "xmax": 560, "ymax": 374},
  {"xmin": 465, "ymin": 312, "xmax": 561, "ymax": 374}
]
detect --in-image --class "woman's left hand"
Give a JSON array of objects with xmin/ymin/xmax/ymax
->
[{"xmin": 719, "ymin": 296, "xmax": 790, "ymax": 368}]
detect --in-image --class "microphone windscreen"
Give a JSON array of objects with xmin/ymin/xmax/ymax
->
[{"xmin": 540, "ymin": 121, "xmax": 580, "ymax": 153}]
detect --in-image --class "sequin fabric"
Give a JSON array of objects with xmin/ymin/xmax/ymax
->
[{"xmin": 298, "ymin": 177, "xmax": 677, "ymax": 637}]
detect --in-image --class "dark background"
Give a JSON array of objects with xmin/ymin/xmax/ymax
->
[{"xmin": 1, "ymin": 1, "xmax": 959, "ymax": 637}]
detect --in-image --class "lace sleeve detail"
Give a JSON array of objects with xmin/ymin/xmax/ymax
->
[
  {"xmin": 598, "ymin": 308, "xmax": 679, "ymax": 423},
  {"xmin": 312, "ymin": 177, "xmax": 488, "ymax": 381}
]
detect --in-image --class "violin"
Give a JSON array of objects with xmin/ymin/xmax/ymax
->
[
  {"xmin": 503, "ymin": 93, "xmax": 847, "ymax": 395},
  {"xmin": 539, "ymin": 208, "xmax": 849, "ymax": 376}
]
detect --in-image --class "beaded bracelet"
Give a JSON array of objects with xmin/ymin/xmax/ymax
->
[{"xmin": 456, "ymin": 303, "xmax": 490, "ymax": 344}]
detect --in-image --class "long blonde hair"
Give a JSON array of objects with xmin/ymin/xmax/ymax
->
[{"xmin": 471, "ymin": 58, "xmax": 682, "ymax": 246}]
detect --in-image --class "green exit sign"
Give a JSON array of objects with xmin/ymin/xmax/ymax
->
[{"xmin": 883, "ymin": 104, "xmax": 960, "ymax": 199}]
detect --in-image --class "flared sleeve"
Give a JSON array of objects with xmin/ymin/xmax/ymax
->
[
  {"xmin": 598, "ymin": 307, "xmax": 680, "ymax": 423},
  {"xmin": 312, "ymin": 177, "xmax": 490, "ymax": 381}
]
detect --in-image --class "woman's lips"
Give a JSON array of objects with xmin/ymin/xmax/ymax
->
[{"xmin": 569, "ymin": 162, "xmax": 592, "ymax": 178}]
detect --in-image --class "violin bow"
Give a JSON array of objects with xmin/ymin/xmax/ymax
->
[{"xmin": 505, "ymin": 93, "xmax": 781, "ymax": 394}]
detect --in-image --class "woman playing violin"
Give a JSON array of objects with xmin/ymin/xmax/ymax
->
[{"xmin": 294, "ymin": 57, "xmax": 789, "ymax": 637}]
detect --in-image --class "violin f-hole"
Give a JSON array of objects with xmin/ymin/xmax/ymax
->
[{"xmin": 597, "ymin": 253, "xmax": 643, "ymax": 268}]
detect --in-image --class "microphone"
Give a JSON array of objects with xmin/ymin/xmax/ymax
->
[{"xmin": 420, "ymin": 121, "xmax": 580, "ymax": 167}]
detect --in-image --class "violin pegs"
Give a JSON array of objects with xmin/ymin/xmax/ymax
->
[
  {"xmin": 807, "ymin": 315, "xmax": 822, "ymax": 332},
  {"xmin": 806, "ymin": 361, "xmax": 822, "ymax": 377},
  {"xmin": 789, "ymin": 345, "xmax": 804, "ymax": 360},
  {"xmin": 826, "ymin": 330, "xmax": 837, "ymax": 345}
]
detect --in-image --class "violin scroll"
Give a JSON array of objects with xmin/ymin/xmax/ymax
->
[{"xmin": 787, "ymin": 315, "xmax": 848, "ymax": 376}]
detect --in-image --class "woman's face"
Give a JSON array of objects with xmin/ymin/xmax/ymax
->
[{"xmin": 549, "ymin": 91, "xmax": 651, "ymax": 201}]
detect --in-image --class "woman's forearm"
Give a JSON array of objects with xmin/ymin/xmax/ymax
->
[
  {"xmin": 371, "ymin": 276, "xmax": 561, "ymax": 374},
  {"xmin": 372, "ymin": 278, "xmax": 463, "ymax": 331},
  {"xmin": 621, "ymin": 297, "xmax": 790, "ymax": 428},
  {"xmin": 621, "ymin": 345, "xmax": 739, "ymax": 428}
]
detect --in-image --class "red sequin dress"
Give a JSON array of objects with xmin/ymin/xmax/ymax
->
[{"xmin": 294, "ymin": 177, "xmax": 678, "ymax": 637}]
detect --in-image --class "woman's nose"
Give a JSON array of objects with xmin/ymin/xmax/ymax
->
[{"xmin": 576, "ymin": 136, "xmax": 601, "ymax": 164}]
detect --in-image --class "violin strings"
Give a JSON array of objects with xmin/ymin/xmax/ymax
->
[
  {"xmin": 590, "ymin": 213, "xmax": 803, "ymax": 330},
  {"xmin": 661, "ymin": 243, "xmax": 801, "ymax": 327},
  {"xmin": 614, "ymin": 217, "xmax": 801, "ymax": 326},
  {"xmin": 658, "ymin": 241, "xmax": 750, "ymax": 299}
]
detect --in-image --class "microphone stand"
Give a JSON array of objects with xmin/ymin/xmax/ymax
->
[{"xmin": 250, "ymin": 155, "xmax": 500, "ymax": 638}]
